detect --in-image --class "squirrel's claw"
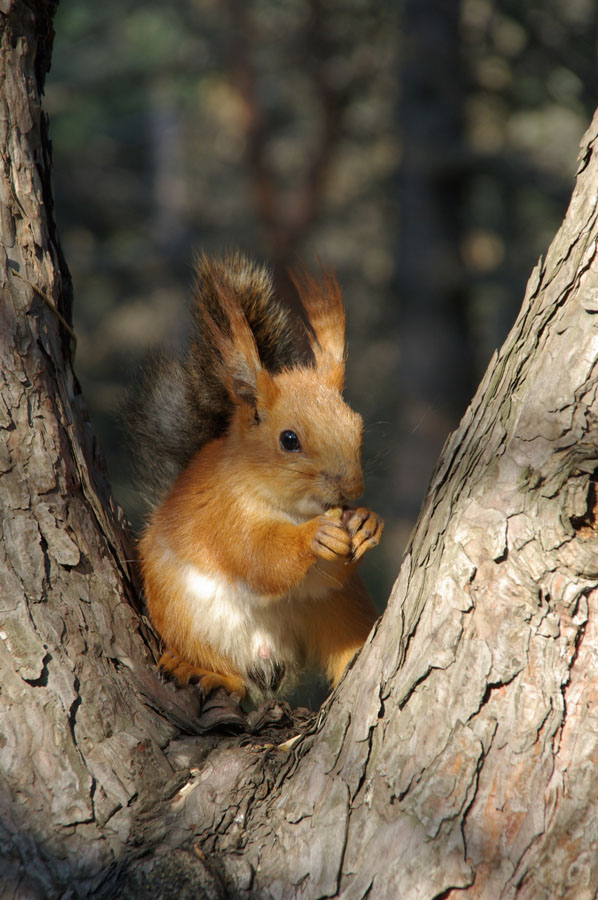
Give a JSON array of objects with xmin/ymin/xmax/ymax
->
[{"xmin": 344, "ymin": 507, "xmax": 384, "ymax": 562}]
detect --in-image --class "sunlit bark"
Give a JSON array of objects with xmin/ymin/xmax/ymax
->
[{"xmin": 2, "ymin": 5, "xmax": 598, "ymax": 899}]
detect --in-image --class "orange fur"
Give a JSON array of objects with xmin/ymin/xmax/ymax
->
[
  {"xmin": 303, "ymin": 572, "xmax": 377, "ymax": 685},
  {"xmin": 158, "ymin": 649, "xmax": 246, "ymax": 696},
  {"xmin": 291, "ymin": 265, "xmax": 346, "ymax": 391},
  {"xmin": 139, "ymin": 258, "xmax": 382, "ymax": 701}
]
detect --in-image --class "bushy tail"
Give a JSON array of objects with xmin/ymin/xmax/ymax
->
[{"xmin": 124, "ymin": 252, "xmax": 299, "ymax": 505}]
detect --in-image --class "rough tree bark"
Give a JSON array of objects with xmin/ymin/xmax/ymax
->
[
  {"xmin": 2, "ymin": 4, "xmax": 598, "ymax": 899},
  {"xmin": 0, "ymin": 5, "xmax": 210, "ymax": 896}
]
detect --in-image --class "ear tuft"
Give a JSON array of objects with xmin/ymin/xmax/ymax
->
[
  {"xmin": 193, "ymin": 255, "xmax": 263, "ymax": 408},
  {"xmin": 290, "ymin": 263, "xmax": 346, "ymax": 391}
]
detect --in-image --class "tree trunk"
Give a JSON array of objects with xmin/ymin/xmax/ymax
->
[
  {"xmin": 0, "ymin": 6, "xmax": 205, "ymax": 897},
  {"xmin": 3, "ymin": 5, "xmax": 598, "ymax": 899}
]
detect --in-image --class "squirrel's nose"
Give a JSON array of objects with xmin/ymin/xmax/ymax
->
[{"xmin": 338, "ymin": 472, "xmax": 365, "ymax": 504}]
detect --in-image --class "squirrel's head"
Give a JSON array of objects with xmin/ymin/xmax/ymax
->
[{"xmin": 201, "ymin": 262, "xmax": 365, "ymax": 518}]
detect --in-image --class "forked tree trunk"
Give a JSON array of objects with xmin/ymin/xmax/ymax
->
[
  {"xmin": 2, "ymin": 5, "xmax": 598, "ymax": 899},
  {"xmin": 0, "ymin": 6, "xmax": 205, "ymax": 896}
]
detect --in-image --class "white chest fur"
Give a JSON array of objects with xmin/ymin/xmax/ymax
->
[
  {"xmin": 179, "ymin": 563, "xmax": 304, "ymax": 681},
  {"xmin": 161, "ymin": 535, "xmax": 342, "ymax": 694}
]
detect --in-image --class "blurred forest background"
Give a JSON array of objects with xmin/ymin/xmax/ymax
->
[{"xmin": 46, "ymin": 0, "xmax": 596, "ymax": 611}]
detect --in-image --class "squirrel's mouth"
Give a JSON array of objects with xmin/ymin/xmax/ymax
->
[{"xmin": 323, "ymin": 496, "xmax": 355, "ymax": 509}]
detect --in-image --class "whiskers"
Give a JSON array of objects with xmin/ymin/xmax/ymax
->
[
  {"xmin": 362, "ymin": 419, "xmax": 391, "ymax": 478},
  {"xmin": 363, "ymin": 446, "xmax": 390, "ymax": 476}
]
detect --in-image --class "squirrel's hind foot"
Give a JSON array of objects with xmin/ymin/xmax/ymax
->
[{"xmin": 158, "ymin": 649, "xmax": 247, "ymax": 699}]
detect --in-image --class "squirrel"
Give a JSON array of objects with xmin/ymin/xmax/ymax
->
[{"xmin": 127, "ymin": 251, "xmax": 383, "ymax": 702}]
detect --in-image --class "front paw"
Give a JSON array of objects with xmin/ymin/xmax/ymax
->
[
  {"xmin": 343, "ymin": 507, "xmax": 384, "ymax": 562},
  {"xmin": 311, "ymin": 511, "xmax": 352, "ymax": 561}
]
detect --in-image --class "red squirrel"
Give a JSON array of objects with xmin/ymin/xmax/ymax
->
[{"xmin": 129, "ymin": 252, "xmax": 383, "ymax": 701}]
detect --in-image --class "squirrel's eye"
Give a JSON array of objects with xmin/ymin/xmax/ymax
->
[{"xmin": 279, "ymin": 430, "xmax": 302, "ymax": 452}]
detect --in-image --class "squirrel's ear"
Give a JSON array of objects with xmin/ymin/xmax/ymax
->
[
  {"xmin": 210, "ymin": 294, "xmax": 262, "ymax": 407},
  {"xmin": 290, "ymin": 264, "xmax": 346, "ymax": 391},
  {"xmin": 195, "ymin": 256, "xmax": 277, "ymax": 414},
  {"xmin": 228, "ymin": 366, "xmax": 278, "ymax": 416}
]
